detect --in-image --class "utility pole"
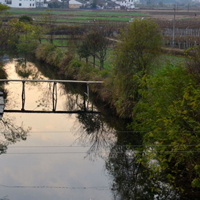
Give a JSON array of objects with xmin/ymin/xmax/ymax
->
[{"xmin": 173, "ymin": 4, "xmax": 176, "ymax": 48}]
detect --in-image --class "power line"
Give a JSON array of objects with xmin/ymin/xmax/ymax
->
[
  {"xmin": 4, "ymin": 144, "xmax": 200, "ymax": 148},
  {"xmin": 1, "ymin": 151, "xmax": 200, "ymax": 155},
  {"xmin": 0, "ymin": 184, "xmax": 109, "ymax": 190},
  {"xmin": 5, "ymin": 130, "xmax": 200, "ymax": 133}
]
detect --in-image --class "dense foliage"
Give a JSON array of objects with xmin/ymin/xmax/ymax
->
[
  {"xmin": 131, "ymin": 65, "xmax": 200, "ymax": 191},
  {"xmin": 110, "ymin": 18, "xmax": 162, "ymax": 118}
]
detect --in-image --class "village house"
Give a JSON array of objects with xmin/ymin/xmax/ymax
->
[
  {"xmin": 0, "ymin": 0, "xmax": 48, "ymax": 8},
  {"xmin": 69, "ymin": 0, "xmax": 82, "ymax": 8},
  {"xmin": 111, "ymin": 0, "xmax": 139, "ymax": 9}
]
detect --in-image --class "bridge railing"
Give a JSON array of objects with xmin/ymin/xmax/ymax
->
[{"xmin": 0, "ymin": 79, "xmax": 103, "ymax": 112}]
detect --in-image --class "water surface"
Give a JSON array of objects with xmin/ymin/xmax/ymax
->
[{"xmin": 0, "ymin": 61, "xmax": 115, "ymax": 200}]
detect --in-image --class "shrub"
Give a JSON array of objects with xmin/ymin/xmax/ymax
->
[
  {"xmin": 19, "ymin": 15, "xmax": 33, "ymax": 24},
  {"xmin": 64, "ymin": 59, "xmax": 82, "ymax": 79},
  {"xmin": 35, "ymin": 43, "xmax": 56, "ymax": 61}
]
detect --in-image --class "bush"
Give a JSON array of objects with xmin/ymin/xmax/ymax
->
[
  {"xmin": 19, "ymin": 15, "xmax": 33, "ymax": 24},
  {"xmin": 64, "ymin": 58, "xmax": 83, "ymax": 79},
  {"xmin": 35, "ymin": 43, "xmax": 56, "ymax": 61},
  {"xmin": 35, "ymin": 43, "xmax": 63, "ymax": 67},
  {"xmin": 131, "ymin": 64, "xmax": 200, "ymax": 189}
]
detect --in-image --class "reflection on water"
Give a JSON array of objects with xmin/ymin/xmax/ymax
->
[
  {"xmin": 0, "ymin": 61, "xmax": 112, "ymax": 200},
  {"xmin": 74, "ymin": 113, "xmax": 116, "ymax": 160},
  {"xmin": 0, "ymin": 115, "xmax": 30, "ymax": 155},
  {"xmin": 0, "ymin": 59, "xmax": 192, "ymax": 200},
  {"xmin": 106, "ymin": 144, "xmax": 180, "ymax": 200},
  {"xmin": 15, "ymin": 59, "xmax": 43, "ymax": 80}
]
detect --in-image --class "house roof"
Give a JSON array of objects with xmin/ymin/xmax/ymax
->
[{"xmin": 69, "ymin": 0, "xmax": 82, "ymax": 4}]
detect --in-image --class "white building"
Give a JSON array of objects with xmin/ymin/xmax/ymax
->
[
  {"xmin": 111, "ymin": 0, "xmax": 139, "ymax": 9},
  {"xmin": 69, "ymin": 0, "xmax": 82, "ymax": 8},
  {"xmin": 0, "ymin": 0, "xmax": 46, "ymax": 8}
]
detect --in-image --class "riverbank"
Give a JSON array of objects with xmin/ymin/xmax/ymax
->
[{"xmin": 34, "ymin": 41, "xmax": 186, "ymax": 118}]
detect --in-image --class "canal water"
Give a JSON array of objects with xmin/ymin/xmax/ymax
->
[
  {"xmin": 0, "ymin": 60, "xmax": 116, "ymax": 200},
  {"xmin": 0, "ymin": 59, "xmax": 182, "ymax": 200}
]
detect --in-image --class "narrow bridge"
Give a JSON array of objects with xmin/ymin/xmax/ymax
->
[
  {"xmin": 0, "ymin": 79, "xmax": 103, "ymax": 115},
  {"xmin": 0, "ymin": 92, "xmax": 4, "ymax": 120}
]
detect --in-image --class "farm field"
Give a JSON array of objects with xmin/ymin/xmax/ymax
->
[
  {"xmin": 3, "ymin": 8, "xmax": 199, "ymax": 69},
  {"xmin": 6, "ymin": 8, "xmax": 149, "ymax": 23}
]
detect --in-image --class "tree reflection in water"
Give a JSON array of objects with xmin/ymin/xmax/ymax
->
[
  {"xmin": 15, "ymin": 59, "xmax": 42, "ymax": 80},
  {"xmin": 0, "ymin": 116, "xmax": 31, "ymax": 155},
  {"xmin": 73, "ymin": 112, "xmax": 116, "ymax": 160},
  {"xmin": 106, "ymin": 144, "xmax": 180, "ymax": 200}
]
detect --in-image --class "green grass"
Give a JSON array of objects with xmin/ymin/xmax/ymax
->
[
  {"xmin": 41, "ymin": 39, "xmax": 68, "ymax": 46},
  {"xmin": 72, "ymin": 11, "xmax": 149, "ymax": 17},
  {"xmin": 7, "ymin": 8, "xmax": 149, "ymax": 23},
  {"xmin": 53, "ymin": 39, "xmax": 68, "ymax": 46},
  {"xmin": 178, "ymin": 17, "xmax": 190, "ymax": 21},
  {"xmin": 7, "ymin": 9, "xmax": 149, "ymax": 17},
  {"xmin": 69, "ymin": 16, "xmax": 131, "ymax": 22},
  {"xmin": 151, "ymin": 54, "xmax": 185, "ymax": 75}
]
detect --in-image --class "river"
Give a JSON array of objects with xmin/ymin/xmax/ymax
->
[{"xmin": 0, "ymin": 59, "xmax": 189, "ymax": 200}]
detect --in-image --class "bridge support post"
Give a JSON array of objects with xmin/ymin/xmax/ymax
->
[
  {"xmin": 52, "ymin": 82, "xmax": 57, "ymax": 112},
  {"xmin": 87, "ymin": 83, "xmax": 89, "ymax": 111},
  {"xmin": 21, "ymin": 81, "xmax": 25, "ymax": 111}
]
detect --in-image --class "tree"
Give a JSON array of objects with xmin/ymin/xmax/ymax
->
[
  {"xmin": 106, "ymin": 144, "xmax": 179, "ymax": 200},
  {"xmin": 94, "ymin": 30, "xmax": 110, "ymax": 70},
  {"xmin": 158, "ymin": 1, "xmax": 164, "ymax": 7},
  {"xmin": 78, "ymin": 41, "xmax": 90, "ymax": 64},
  {"xmin": 0, "ymin": 18, "xmax": 25, "ymax": 53},
  {"xmin": 131, "ymin": 64, "xmax": 200, "ymax": 192},
  {"xmin": 91, "ymin": 0, "xmax": 97, "ymax": 8},
  {"xmin": 61, "ymin": 0, "xmax": 69, "ymax": 8},
  {"xmin": 16, "ymin": 23, "xmax": 39, "ymax": 66},
  {"xmin": 19, "ymin": 15, "xmax": 33, "ymax": 24},
  {"xmin": 110, "ymin": 18, "xmax": 162, "ymax": 118},
  {"xmin": 79, "ymin": 23, "xmax": 111, "ymax": 70},
  {"xmin": 84, "ymin": 32, "xmax": 98, "ymax": 68},
  {"xmin": 40, "ymin": 9, "xmax": 57, "ymax": 44},
  {"xmin": 185, "ymin": 46, "xmax": 200, "ymax": 83},
  {"xmin": 84, "ymin": 31, "xmax": 110, "ymax": 70},
  {"xmin": 0, "ymin": 4, "xmax": 10, "ymax": 13}
]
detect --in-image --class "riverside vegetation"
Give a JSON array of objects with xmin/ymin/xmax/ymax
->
[{"xmin": 0, "ymin": 5, "xmax": 200, "ymax": 198}]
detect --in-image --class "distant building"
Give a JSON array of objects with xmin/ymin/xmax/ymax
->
[
  {"xmin": 69, "ymin": 0, "xmax": 82, "ymax": 8},
  {"xmin": 0, "ymin": 0, "xmax": 36, "ymax": 8},
  {"xmin": 0, "ymin": 0, "xmax": 48, "ymax": 8},
  {"xmin": 111, "ymin": 0, "xmax": 140, "ymax": 9}
]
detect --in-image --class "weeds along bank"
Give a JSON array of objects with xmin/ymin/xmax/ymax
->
[
  {"xmin": 34, "ymin": 18, "xmax": 162, "ymax": 119},
  {"xmin": 35, "ymin": 42, "xmax": 112, "ymax": 107}
]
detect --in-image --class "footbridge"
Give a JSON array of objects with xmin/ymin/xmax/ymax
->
[{"xmin": 0, "ymin": 79, "xmax": 103, "ymax": 115}]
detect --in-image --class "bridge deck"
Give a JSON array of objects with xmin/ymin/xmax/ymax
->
[
  {"xmin": 0, "ymin": 79, "xmax": 103, "ymax": 84},
  {"xmin": 0, "ymin": 79, "xmax": 103, "ymax": 115},
  {"xmin": 0, "ymin": 92, "xmax": 4, "ymax": 120}
]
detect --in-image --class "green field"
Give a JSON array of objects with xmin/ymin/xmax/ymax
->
[
  {"xmin": 6, "ymin": 8, "xmax": 149, "ymax": 23},
  {"xmin": 5, "ymin": 8, "xmax": 184, "ymax": 71}
]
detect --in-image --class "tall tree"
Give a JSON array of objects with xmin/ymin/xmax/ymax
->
[
  {"xmin": 110, "ymin": 18, "xmax": 162, "ymax": 118},
  {"xmin": 16, "ymin": 24, "xmax": 39, "ymax": 66}
]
